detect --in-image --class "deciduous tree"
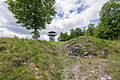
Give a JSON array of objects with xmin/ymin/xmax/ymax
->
[
  {"xmin": 58, "ymin": 32, "xmax": 69, "ymax": 41},
  {"xmin": 86, "ymin": 23, "xmax": 95, "ymax": 36},
  {"xmin": 96, "ymin": 0, "xmax": 120, "ymax": 40},
  {"xmin": 6, "ymin": 0, "xmax": 56, "ymax": 39}
]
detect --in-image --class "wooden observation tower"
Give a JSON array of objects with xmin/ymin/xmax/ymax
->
[{"xmin": 47, "ymin": 31, "xmax": 57, "ymax": 42}]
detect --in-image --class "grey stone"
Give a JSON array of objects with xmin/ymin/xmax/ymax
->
[{"xmin": 98, "ymin": 75, "xmax": 112, "ymax": 80}]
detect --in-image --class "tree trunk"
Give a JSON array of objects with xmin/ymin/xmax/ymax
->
[
  {"xmin": 34, "ymin": 28, "xmax": 38, "ymax": 40},
  {"xmin": 84, "ymin": 27, "xmax": 86, "ymax": 36}
]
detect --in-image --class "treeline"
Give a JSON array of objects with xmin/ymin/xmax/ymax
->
[
  {"xmin": 58, "ymin": 23, "xmax": 95, "ymax": 41},
  {"xmin": 58, "ymin": 0, "xmax": 120, "ymax": 41}
]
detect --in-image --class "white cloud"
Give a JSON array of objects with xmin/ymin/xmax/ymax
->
[
  {"xmin": 0, "ymin": 0, "xmax": 5, "ymax": 3},
  {"xmin": 0, "ymin": 27, "xmax": 31, "ymax": 38},
  {"xmin": 0, "ymin": 0, "xmax": 109, "ymax": 41},
  {"xmin": 46, "ymin": 0, "xmax": 108, "ymax": 35}
]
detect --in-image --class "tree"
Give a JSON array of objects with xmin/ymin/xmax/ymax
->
[
  {"xmin": 96, "ymin": 0, "xmax": 120, "ymax": 40},
  {"xmin": 69, "ymin": 29, "xmax": 75, "ymax": 39},
  {"xmin": 86, "ymin": 23, "xmax": 95, "ymax": 36},
  {"xmin": 69, "ymin": 28, "xmax": 84, "ymax": 39},
  {"xmin": 74, "ymin": 28, "xmax": 84, "ymax": 38},
  {"xmin": 58, "ymin": 28, "xmax": 84, "ymax": 41},
  {"xmin": 6, "ymin": 0, "xmax": 56, "ymax": 39},
  {"xmin": 58, "ymin": 32, "xmax": 69, "ymax": 41}
]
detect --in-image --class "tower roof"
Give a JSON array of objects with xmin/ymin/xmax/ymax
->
[
  {"xmin": 47, "ymin": 31, "xmax": 57, "ymax": 36},
  {"xmin": 48, "ymin": 31, "xmax": 56, "ymax": 33}
]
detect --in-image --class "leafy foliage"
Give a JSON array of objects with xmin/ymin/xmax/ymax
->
[
  {"xmin": 58, "ymin": 32, "xmax": 69, "ymax": 41},
  {"xmin": 58, "ymin": 28, "xmax": 84, "ymax": 41},
  {"xmin": 69, "ymin": 29, "xmax": 75, "ymax": 39},
  {"xmin": 86, "ymin": 23, "xmax": 95, "ymax": 36},
  {"xmin": 6, "ymin": 0, "xmax": 56, "ymax": 39},
  {"xmin": 69, "ymin": 28, "xmax": 84, "ymax": 39},
  {"xmin": 95, "ymin": 0, "xmax": 120, "ymax": 40}
]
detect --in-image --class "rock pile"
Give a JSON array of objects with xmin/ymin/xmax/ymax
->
[
  {"xmin": 65, "ymin": 44, "xmax": 93, "ymax": 58},
  {"xmin": 98, "ymin": 75, "xmax": 112, "ymax": 80},
  {"xmin": 68, "ymin": 45, "xmax": 87, "ymax": 56}
]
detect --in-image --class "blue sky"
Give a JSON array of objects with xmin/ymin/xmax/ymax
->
[{"xmin": 0, "ymin": 0, "xmax": 108, "ymax": 41}]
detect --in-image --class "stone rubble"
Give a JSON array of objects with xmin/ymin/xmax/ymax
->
[
  {"xmin": 98, "ymin": 75, "xmax": 112, "ymax": 80},
  {"xmin": 67, "ymin": 44, "xmax": 90, "ymax": 58}
]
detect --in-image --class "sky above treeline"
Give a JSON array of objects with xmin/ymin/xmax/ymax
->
[{"xmin": 0, "ymin": 0, "xmax": 108, "ymax": 41}]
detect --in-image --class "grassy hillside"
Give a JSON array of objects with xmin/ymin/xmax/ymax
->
[
  {"xmin": 64, "ymin": 36, "xmax": 120, "ymax": 58},
  {"xmin": 0, "ymin": 36, "xmax": 120, "ymax": 80},
  {"xmin": 0, "ymin": 37, "xmax": 63, "ymax": 80},
  {"xmin": 62, "ymin": 36, "xmax": 120, "ymax": 80}
]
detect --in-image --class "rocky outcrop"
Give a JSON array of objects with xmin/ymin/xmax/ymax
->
[
  {"xmin": 67, "ymin": 45, "xmax": 87, "ymax": 56},
  {"xmin": 64, "ymin": 44, "xmax": 95, "ymax": 58}
]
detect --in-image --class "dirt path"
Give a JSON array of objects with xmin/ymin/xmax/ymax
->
[
  {"xmin": 62, "ymin": 57, "xmax": 112, "ymax": 80},
  {"xmin": 52, "ymin": 42, "xmax": 112, "ymax": 80},
  {"xmin": 62, "ymin": 60, "xmax": 88, "ymax": 80}
]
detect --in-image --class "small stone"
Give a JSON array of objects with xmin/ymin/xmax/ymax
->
[
  {"xmin": 101, "ymin": 77, "xmax": 107, "ymax": 80},
  {"xmin": 23, "ymin": 62, "xmax": 27, "ymax": 64},
  {"xmin": 63, "ymin": 70, "xmax": 65, "ymax": 72},
  {"xmin": 35, "ymin": 68, "xmax": 39, "ymax": 71},
  {"xmin": 98, "ymin": 75, "xmax": 112, "ymax": 80},
  {"xmin": 84, "ymin": 56, "xmax": 88, "ymax": 58},
  {"xmin": 91, "ymin": 71, "xmax": 95, "ymax": 73},
  {"xmin": 107, "ymin": 76, "xmax": 112, "ymax": 80}
]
